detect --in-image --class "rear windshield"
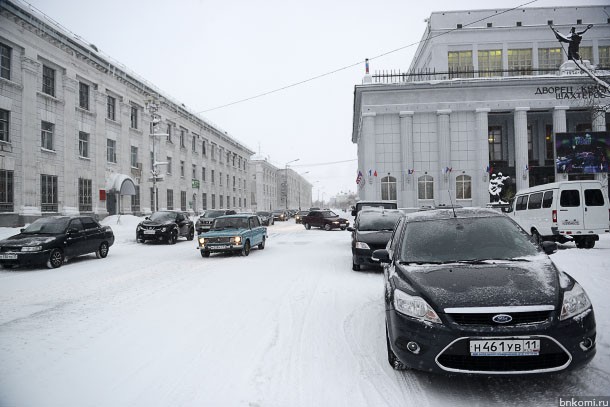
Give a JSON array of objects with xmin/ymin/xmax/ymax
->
[
  {"xmin": 400, "ymin": 216, "xmax": 538, "ymax": 263},
  {"xmin": 560, "ymin": 190, "xmax": 580, "ymax": 207},
  {"xmin": 256, "ymin": 211, "xmax": 271, "ymax": 216},
  {"xmin": 358, "ymin": 212, "xmax": 402, "ymax": 231},
  {"xmin": 585, "ymin": 189, "xmax": 605, "ymax": 206}
]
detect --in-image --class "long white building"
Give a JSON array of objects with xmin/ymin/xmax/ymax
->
[
  {"xmin": 249, "ymin": 157, "xmax": 312, "ymax": 211},
  {"xmin": 352, "ymin": 5, "xmax": 609, "ymax": 207},
  {"xmin": 0, "ymin": 0, "xmax": 254, "ymax": 226}
]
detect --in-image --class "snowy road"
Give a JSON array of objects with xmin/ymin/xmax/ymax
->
[{"xmin": 0, "ymin": 215, "xmax": 609, "ymax": 407}]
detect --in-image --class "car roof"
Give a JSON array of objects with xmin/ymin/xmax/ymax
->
[
  {"xmin": 218, "ymin": 214, "xmax": 256, "ymax": 219},
  {"xmin": 404, "ymin": 207, "xmax": 502, "ymax": 222}
]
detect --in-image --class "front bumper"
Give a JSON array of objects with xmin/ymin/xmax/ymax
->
[
  {"xmin": 386, "ymin": 307, "xmax": 596, "ymax": 375},
  {"xmin": 0, "ymin": 249, "xmax": 52, "ymax": 267},
  {"xmin": 199, "ymin": 243, "xmax": 243, "ymax": 253},
  {"xmin": 352, "ymin": 248, "xmax": 381, "ymax": 267},
  {"xmin": 137, "ymin": 229, "xmax": 171, "ymax": 241}
]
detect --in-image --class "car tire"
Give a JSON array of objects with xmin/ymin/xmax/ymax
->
[
  {"xmin": 241, "ymin": 240, "xmax": 251, "ymax": 256},
  {"xmin": 304, "ymin": 223, "xmax": 311, "ymax": 230},
  {"xmin": 386, "ymin": 326, "xmax": 407, "ymax": 370},
  {"xmin": 258, "ymin": 237, "xmax": 266, "ymax": 250},
  {"xmin": 201, "ymin": 250, "xmax": 210, "ymax": 258},
  {"xmin": 532, "ymin": 230, "xmax": 542, "ymax": 246},
  {"xmin": 46, "ymin": 248, "xmax": 64, "ymax": 269},
  {"xmin": 352, "ymin": 262, "xmax": 360, "ymax": 271},
  {"xmin": 324, "ymin": 223, "xmax": 331, "ymax": 231},
  {"xmin": 187, "ymin": 228, "xmax": 195, "ymax": 241},
  {"xmin": 340, "ymin": 226, "xmax": 347, "ymax": 231},
  {"xmin": 585, "ymin": 237, "xmax": 595, "ymax": 249},
  {"xmin": 167, "ymin": 230, "xmax": 178, "ymax": 245},
  {"xmin": 96, "ymin": 242, "xmax": 109, "ymax": 259},
  {"xmin": 136, "ymin": 238, "xmax": 144, "ymax": 243},
  {"xmin": 575, "ymin": 237, "xmax": 585, "ymax": 249}
]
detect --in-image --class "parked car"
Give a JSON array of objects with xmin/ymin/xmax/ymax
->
[
  {"xmin": 272, "ymin": 210, "xmax": 288, "ymax": 221},
  {"xmin": 0, "ymin": 216, "xmax": 115, "ymax": 269},
  {"xmin": 376, "ymin": 208, "xmax": 596, "ymax": 375},
  {"xmin": 347, "ymin": 208, "xmax": 402, "ymax": 271},
  {"xmin": 351, "ymin": 200, "xmax": 397, "ymax": 217},
  {"xmin": 195, "ymin": 209, "xmax": 237, "ymax": 233},
  {"xmin": 198, "ymin": 214, "xmax": 267, "ymax": 257},
  {"xmin": 136, "ymin": 210, "xmax": 195, "ymax": 244},
  {"xmin": 301, "ymin": 210, "xmax": 349, "ymax": 231},
  {"xmin": 256, "ymin": 211, "xmax": 274, "ymax": 226},
  {"xmin": 294, "ymin": 210, "xmax": 310, "ymax": 224}
]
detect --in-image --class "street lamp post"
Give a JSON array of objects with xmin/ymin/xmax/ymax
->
[
  {"xmin": 284, "ymin": 158, "xmax": 299, "ymax": 210},
  {"xmin": 145, "ymin": 99, "xmax": 169, "ymax": 213}
]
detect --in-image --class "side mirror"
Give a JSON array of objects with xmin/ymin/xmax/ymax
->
[
  {"xmin": 145, "ymin": 216, "xmax": 150, "ymax": 220},
  {"xmin": 346, "ymin": 227, "xmax": 355, "ymax": 232},
  {"xmin": 67, "ymin": 228, "xmax": 79, "ymax": 235},
  {"xmin": 351, "ymin": 210, "xmax": 356, "ymax": 217},
  {"xmin": 372, "ymin": 249, "xmax": 391, "ymax": 264},
  {"xmin": 541, "ymin": 241, "xmax": 558, "ymax": 255}
]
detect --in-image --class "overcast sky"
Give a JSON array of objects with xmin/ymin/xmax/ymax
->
[{"xmin": 24, "ymin": 0, "xmax": 609, "ymax": 199}]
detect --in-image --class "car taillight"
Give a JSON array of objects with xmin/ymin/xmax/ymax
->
[{"xmin": 552, "ymin": 210, "xmax": 557, "ymax": 223}]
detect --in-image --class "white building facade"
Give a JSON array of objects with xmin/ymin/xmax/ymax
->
[
  {"xmin": 352, "ymin": 5, "xmax": 609, "ymax": 207},
  {"xmin": 249, "ymin": 158, "xmax": 312, "ymax": 211},
  {"xmin": 0, "ymin": 0, "xmax": 254, "ymax": 226}
]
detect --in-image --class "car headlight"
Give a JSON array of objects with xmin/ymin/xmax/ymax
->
[
  {"xmin": 198, "ymin": 237, "xmax": 206, "ymax": 246},
  {"xmin": 161, "ymin": 227, "xmax": 167, "ymax": 232},
  {"xmin": 21, "ymin": 246, "xmax": 42, "ymax": 252},
  {"xmin": 332, "ymin": 221, "xmax": 339, "ymax": 224},
  {"xmin": 393, "ymin": 290, "xmax": 441, "ymax": 324},
  {"xmin": 231, "ymin": 236, "xmax": 242, "ymax": 244},
  {"xmin": 560, "ymin": 283, "xmax": 592, "ymax": 321},
  {"xmin": 137, "ymin": 225, "xmax": 142, "ymax": 231},
  {"xmin": 355, "ymin": 242, "xmax": 370, "ymax": 250}
]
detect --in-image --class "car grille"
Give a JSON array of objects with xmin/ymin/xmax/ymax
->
[
  {"xmin": 449, "ymin": 311, "xmax": 552, "ymax": 326},
  {"xmin": 436, "ymin": 337, "xmax": 570, "ymax": 373},
  {"xmin": 0, "ymin": 246, "xmax": 20, "ymax": 253},
  {"xmin": 143, "ymin": 226, "xmax": 161, "ymax": 230},
  {"xmin": 206, "ymin": 237, "xmax": 231, "ymax": 244},
  {"xmin": 368, "ymin": 243, "xmax": 388, "ymax": 251}
]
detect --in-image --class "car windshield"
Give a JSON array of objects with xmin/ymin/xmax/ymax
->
[
  {"xmin": 257, "ymin": 211, "xmax": 271, "ymax": 216},
  {"xmin": 358, "ymin": 212, "xmax": 402, "ymax": 231},
  {"xmin": 212, "ymin": 217, "xmax": 249, "ymax": 230},
  {"xmin": 149, "ymin": 211, "xmax": 177, "ymax": 222},
  {"xmin": 22, "ymin": 218, "xmax": 70, "ymax": 234},
  {"xmin": 399, "ymin": 216, "xmax": 539, "ymax": 263},
  {"xmin": 322, "ymin": 211, "xmax": 337, "ymax": 218},
  {"xmin": 202, "ymin": 210, "xmax": 226, "ymax": 218},
  {"xmin": 297, "ymin": 211, "xmax": 309, "ymax": 215}
]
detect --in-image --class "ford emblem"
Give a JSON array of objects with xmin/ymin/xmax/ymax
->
[{"xmin": 492, "ymin": 314, "xmax": 513, "ymax": 324}]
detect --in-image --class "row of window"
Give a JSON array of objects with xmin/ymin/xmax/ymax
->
[
  {"xmin": 1, "ymin": 41, "xmax": 248, "ymax": 170},
  {"xmin": 448, "ymin": 46, "xmax": 610, "ymax": 78},
  {"xmin": 149, "ymin": 189, "xmax": 246, "ymax": 212},
  {"xmin": 379, "ymin": 174, "xmax": 472, "ymax": 201}
]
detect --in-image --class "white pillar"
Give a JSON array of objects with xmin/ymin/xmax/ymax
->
[
  {"xmin": 399, "ymin": 111, "xmax": 415, "ymax": 207},
  {"xmin": 437, "ymin": 109, "xmax": 451, "ymax": 204},
  {"xmin": 514, "ymin": 107, "xmax": 530, "ymax": 193},
  {"xmin": 592, "ymin": 107, "xmax": 607, "ymax": 185},
  {"xmin": 361, "ymin": 112, "xmax": 377, "ymax": 201},
  {"xmin": 476, "ymin": 108, "xmax": 491, "ymax": 206},
  {"xmin": 553, "ymin": 106, "xmax": 569, "ymax": 181}
]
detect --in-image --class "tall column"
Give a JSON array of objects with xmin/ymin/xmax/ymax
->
[
  {"xmin": 399, "ymin": 111, "xmax": 415, "ymax": 207},
  {"xmin": 94, "ymin": 90, "xmax": 109, "ymax": 217},
  {"xmin": 592, "ymin": 107, "xmax": 607, "ymax": 186},
  {"xmin": 514, "ymin": 107, "xmax": 529, "ymax": 193},
  {"xmin": 62, "ymin": 75, "xmax": 79, "ymax": 214},
  {"xmin": 475, "ymin": 108, "xmax": 491, "ymax": 206},
  {"xmin": 361, "ymin": 112, "xmax": 376, "ymax": 201},
  {"xmin": 19, "ymin": 56, "xmax": 42, "ymax": 216},
  {"xmin": 553, "ymin": 106, "xmax": 569, "ymax": 181},
  {"xmin": 437, "ymin": 109, "xmax": 451, "ymax": 204}
]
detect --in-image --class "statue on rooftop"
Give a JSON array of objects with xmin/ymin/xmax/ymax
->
[{"xmin": 551, "ymin": 24, "xmax": 593, "ymax": 61}]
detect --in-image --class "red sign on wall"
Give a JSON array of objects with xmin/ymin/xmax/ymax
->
[{"xmin": 99, "ymin": 190, "xmax": 107, "ymax": 201}]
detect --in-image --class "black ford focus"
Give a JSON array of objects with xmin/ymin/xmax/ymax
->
[{"xmin": 375, "ymin": 208, "xmax": 596, "ymax": 375}]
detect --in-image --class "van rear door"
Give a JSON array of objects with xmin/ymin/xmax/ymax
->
[
  {"xmin": 583, "ymin": 187, "xmax": 608, "ymax": 230},
  {"xmin": 557, "ymin": 184, "xmax": 584, "ymax": 231}
]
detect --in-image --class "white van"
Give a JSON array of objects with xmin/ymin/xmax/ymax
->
[{"xmin": 509, "ymin": 180, "xmax": 609, "ymax": 249}]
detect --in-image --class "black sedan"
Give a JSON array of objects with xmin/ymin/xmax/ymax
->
[
  {"xmin": 0, "ymin": 216, "xmax": 115, "ymax": 269},
  {"xmin": 256, "ymin": 211, "xmax": 274, "ymax": 226},
  {"xmin": 136, "ymin": 211, "xmax": 195, "ymax": 244},
  {"xmin": 347, "ymin": 208, "xmax": 402, "ymax": 271},
  {"xmin": 375, "ymin": 208, "xmax": 596, "ymax": 375}
]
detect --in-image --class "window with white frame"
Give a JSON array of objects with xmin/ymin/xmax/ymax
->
[
  {"xmin": 41, "ymin": 121, "xmax": 54, "ymax": 150},
  {"xmin": 538, "ymin": 48, "xmax": 562, "ymax": 70},
  {"xmin": 508, "ymin": 49, "xmax": 532, "ymax": 75},
  {"xmin": 456, "ymin": 175, "xmax": 472, "ymax": 199},
  {"xmin": 131, "ymin": 146, "xmax": 138, "ymax": 168},
  {"xmin": 418, "ymin": 175, "xmax": 434, "ymax": 200},
  {"xmin": 106, "ymin": 139, "xmax": 117, "ymax": 163},
  {"xmin": 130, "ymin": 105, "xmax": 138, "ymax": 129},
  {"xmin": 79, "ymin": 82, "xmax": 89, "ymax": 110},
  {"xmin": 166, "ymin": 157, "xmax": 172, "ymax": 175},
  {"xmin": 181, "ymin": 191, "xmax": 187, "ymax": 211},
  {"xmin": 0, "ymin": 42, "xmax": 11, "ymax": 80},
  {"xmin": 478, "ymin": 50, "xmax": 502, "ymax": 77},
  {"xmin": 488, "ymin": 126, "xmax": 503, "ymax": 161},
  {"xmin": 599, "ymin": 46, "xmax": 610, "ymax": 68},
  {"xmin": 41, "ymin": 174, "xmax": 58, "ymax": 212},
  {"xmin": 202, "ymin": 167, "xmax": 206, "ymax": 182},
  {"xmin": 167, "ymin": 189, "xmax": 173, "ymax": 210},
  {"xmin": 42, "ymin": 65, "xmax": 55, "ymax": 96},
  {"xmin": 0, "ymin": 169, "xmax": 14, "ymax": 212},
  {"xmin": 448, "ymin": 50, "xmax": 473, "ymax": 78},
  {"xmin": 0, "ymin": 109, "xmax": 10, "ymax": 142},
  {"xmin": 107, "ymin": 95, "xmax": 116, "ymax": 120},
  {"xmin": 180, "ymin": 129, "xmax": 185, "ymax": 148},
  {"xmin": 192, "ymin": 135, "xmax": 197, "ymax": 152},
  {"xmin": 78, "ymin": 131, "xmax": 89, "ymax": 158},
  {"xmin": 180, "ymin": 160, "xmax": 185, "ymax": 178},
  {"xmin": 381, "ymin": 176, "xmax": 397, "ymax": 200},
  {"xmin": 78, "ymin": 178, "xmax": 92, "ymax": 212}
]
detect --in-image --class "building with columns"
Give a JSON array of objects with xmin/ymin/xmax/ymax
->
[
  {"xmin": 249, "ymin": 157, "xmax": 312, "ymax": 211},
  {"xmin": 352, "ymin": 5, "xmax": 609, "ymax": 207},
  {"xmin": 0, "ymin": 0, "xmax": 254, "ymax": 226}
]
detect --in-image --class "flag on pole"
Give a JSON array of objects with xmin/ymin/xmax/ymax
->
[
  {"xmin": 373, "ymin": 170, "xmax": 378, "ymax": 177},
  {"xmin": 356, "ymin": 171, "xmax": 363, "ymax": 185}
]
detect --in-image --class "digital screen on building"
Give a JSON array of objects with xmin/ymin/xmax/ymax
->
[{"xmin": 555, "ymin": 131, "xmax": 610, "ymax": 174}]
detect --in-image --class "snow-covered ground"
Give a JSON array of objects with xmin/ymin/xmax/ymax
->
[{"xmin": 0, "ymin": 214, "xmax": 609, "ymax": 407}]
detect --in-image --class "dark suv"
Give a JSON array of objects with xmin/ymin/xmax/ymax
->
[
  {"xmin": 195, "ymin": 210, "xmax": 237, "ymax": 233},
  {"xmin": 301, "ymin": 210, "xmax": 349, "ymax": 231},
  {"xmin": 136, "ymin": 211, "xmax": 194, "ymax": 244}
]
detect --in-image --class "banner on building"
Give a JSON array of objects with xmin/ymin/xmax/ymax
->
[{"xmin": 555, "ymin": 131, "xmax": 609, "ymax": 174}]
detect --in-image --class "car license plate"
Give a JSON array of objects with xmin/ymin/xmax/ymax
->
[
  {"xmin": 212, "ymin": 245, "xmax": 231, "ymax": 250},
  {"xmin": 0, "ymin": 254, "xmax": 18, "ymax": 260},
  {"xmin": 470, "ymin": 339, "xmax": 540, "ymax": 356},
  {"xmin": 143, "ymin": 230, "xmax": 157, "ymax": 235}
]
